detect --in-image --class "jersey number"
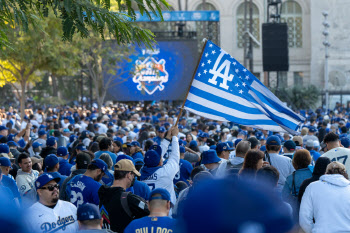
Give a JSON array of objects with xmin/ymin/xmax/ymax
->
[
  {"xmin": 70, "ymin": 190, "xmax": 84, "ymax": 207},
  {"xmin": 147, "ymin": 183, "xmax": 155, "ymax": 191},
  {"xmin": 331, "ymin": 155, "xmax": 348, "ymax": 165}
]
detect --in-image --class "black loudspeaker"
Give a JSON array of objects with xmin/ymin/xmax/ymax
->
[{"xmin": 262, "ymin": 23, "xmax": 289, "ymax": 71}]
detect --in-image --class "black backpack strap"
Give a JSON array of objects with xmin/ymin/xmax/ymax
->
[
  {"xmin": 121, "ymin": 192, "xmax": 133, "ymax": 218},
  {"xmin": 264, "ymin": 151, "xmax": 272, "ymax": 166},
  {"xmin": 291, "ymin": 171, "xmax": 297, "ymax": 196}
]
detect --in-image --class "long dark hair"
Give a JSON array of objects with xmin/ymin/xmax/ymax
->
[{"xmin": 240, "ymin": 150, "xmax": 264, "ymax": 174}]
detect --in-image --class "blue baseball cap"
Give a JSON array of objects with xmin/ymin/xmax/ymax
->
[
  {"xmin": 131, "ymin": 141, "xmax": 141, "ymax": 147},
  {"xmin": 57, "ymin": 146, "xmax": 68, "ymax": 157},
  {"xmin": 149, "ymin": 188, "xmax": 172, "ymax": 204},
  {"xmin": 178, "ymin": 178, "xmax": 294, "ymax": 233},
  {"xmin": 179, "ymin": 146, "xmax": 186, "ymax": 153},
  {"xmin": 202, "ymin": 150, "xmax": 221, "ymax": 165},
  {"xmin": 266, "ymin": 135, "xmax": 281, "ymax": 146},
  {"xmin": 202, "ymin": 132, "xmax": 209, "ymax": 138},
  {"xmin": 113, "ymin": 136, "xmax": 123, "ymax": 144},
  {"xmin": 209, "ymin": 145, "xmax": 216, "ymax": 150},
  {"xmin": 0, "ymin": 126, "xmax": 8, "ymax": 131},
  {"xmin": 7, "ymin": 134, "xmax": 14, "ymax": 142},
  {"xmin": 179, "ymin": 139, "xmax": 187, "ymax": 146},
  {"xmin": 46, "ymin": 136, "xmax": 57, "ymax": 147},
  {"xmin": 309, "ymin": 126, "xmax": 317, "ymax": 133},
  {"xmin": 216, "ymin": 142, "xmax": 234, "ymax": 153},
  {"xmin": 77, "ymin": 145, "xmax": 87, "ymax": 151},
  {"xmin": 134, "ymin": 158, "xmax": 144, "ymax": 166},
  {"xmin": 158, "ymin": 127, "xmax": 166, "ymax": 133},
  {"xmin": 69, "ymin": 135, "xmax": 77, "ymax": 143},
  {"xmin": 7, "ymin": 141, "xmax": 18, "ymax": 147},
  {"xmin": 226, "ymin": 141, "xmax": 234, "ymax": 148},
  {"xmin": 234, "ymin": 139, "xmax": 243, "ymax": 148},
  {"xmin": 341, "ymin": 137, "xmax": 350, "ymax": 148},
  {"xmin": 149, "ymin": 145, "xmax": 162, "ymax": 158},
  {"xmin": 0, "ymin": 157, "xmax": 12, "ymax": 168},
  {"xmin": 144, "ymin": 150, "xmax": 161, "ymax": 167},
  {"xmin": 91, "ymin": 159, "xmax": 109, "ymax": 174},
  {"xmin": 44, "ymin": 154, "xmax": 59, "ymax": 169},
  {"xmin": 63, "ymin": 128, "xmax": 71, "ymax": 133},
  {"xmin": 164, "ymin": 122, "xmax": 170, "ymax": 127},
  {"xmin": 17, "ymin": 139, "xmax": 26, "ymax": 148},
  {"xmin": 189, "ymin": 140, "xmax": 198, "ymax": 148},
  {"xmin": 77, "ymin": 203, "xmax": 101, "ymax": 221},
  {"xmin": 115, "ymin": 154, "xmax": 134, "ymax": 164},
  {"xmin": 35, "ymin": 173, "xmax": 61, "ymax": 190},
  {"xmin": 32, "ymin": 141, "xmax": 42, "ymax": 149},
  {"xmin": 38, "ymin": 130, "xmax": 47, "ymax": 136},
  {"xmin": 39, "ymin": 125, "xmax": 46, "ymax": 129},
  {"xmin": 0, "ymin": 144, "xmax": 9, "ymax": 154}
]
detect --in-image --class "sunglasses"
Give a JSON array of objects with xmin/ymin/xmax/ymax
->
[{"xmin": 41, "ymin": 184, "xmax": 59, "ymax": 191}]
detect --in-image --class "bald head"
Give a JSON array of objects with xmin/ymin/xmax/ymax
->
[{"xmin": 235, "ymin": 141, "xmax": 251, "ymax": 158}]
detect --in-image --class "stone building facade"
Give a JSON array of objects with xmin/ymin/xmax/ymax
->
[{"xmin": 163, "ymin": 0, "xmax": 350, "ymax": 108}]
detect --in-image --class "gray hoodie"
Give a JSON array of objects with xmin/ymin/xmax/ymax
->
[{"xmin": 15, "ymin": 169, "xmax": 39, "ymax": 208}]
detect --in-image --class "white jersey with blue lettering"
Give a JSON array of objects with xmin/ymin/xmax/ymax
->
[
  {"xmin": 143, "ymin": 136, "xmax": 180, "ymax": 205},
  {"xmin": 322, "ymin": 147, "xmax": 350, "ymax": 176},
  {"xmin": 26, "ymin": 200, "xmax": 78, "ymax": 233}
]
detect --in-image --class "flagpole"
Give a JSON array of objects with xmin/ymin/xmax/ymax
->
[{"xmin": 175, "ymin": 38, "xmax": 208, "ymax": 126}]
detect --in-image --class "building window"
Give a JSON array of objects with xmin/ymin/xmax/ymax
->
[
  {"xmin": 195, "ymin": 2, "xmax": 216, "ymax": 11},
  {"xmin": 294, "ymin": 72, "xmax": 303, "ymax": 86},
  {"xmin": 281, "ymin": 1, "xmax": 302, "ymax": 48},
  {"xmin": 236, "ymin": 2, "xmax": 260, "ymax": 48},
  {"xmin": 279, "ymin": 71, "xmax": 288, "ymax": 88}
]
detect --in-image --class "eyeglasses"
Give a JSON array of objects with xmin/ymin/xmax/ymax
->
[{"xmin": 41, "ymin": 184, "xmax": 59, "ymax": 191}]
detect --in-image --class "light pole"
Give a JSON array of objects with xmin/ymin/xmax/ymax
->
[{"xmin": 322, "ymin": 11, "xmax": 330, "ymax": 111}]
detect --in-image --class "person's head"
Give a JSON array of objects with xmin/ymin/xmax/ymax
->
[
  {"xmin": 0, "ymin": 143, "xmax": 9, "ymax": 156},
  {"xmin": 130, "ymin": 141, "xmax": 141, "ymax": 155},
  {"xmin": 99, "ymin": 137, "xmax": 113, "ymax": 151},
  {"xmin": 99, "ymin": 153, "xmax": 113, "ymax": 170},
  {"xmin": 247, "ymin": 137, "xmax": 260, "ymax": 150},
  {"xmin": 76, "ymin": 152, "xmax": 91, "ymax": 170},
  {"xmin": 340, "ymin": 137, "xmax": 350, "ymax": 149},
  {"xmin": 292, "ymin": 136, "xmax": 303, "ymax": 147},
  {"xmin": 326, "ymin": 161, "xmax": 349, "ymax": 179},
  {"xmin": 148, "ymin": 188, "xmax": 172, "ymax": 216},
  {"xmin": 0, "ymin": 126, "xmax": 8, "ymax": 137},
  {"xmin": 86, "ymin": 159, "xmax": 109, "ymax": 182},
  {"xmin": 256, "ymin": 166, "xmax": 279, "ymax": 188},
  {"xmin": 185, "ymin": 133, "xmax": 193, "ymax": 143},
  {"xmin": 35, "ymin": 173, "xmax": 61, "ymax": 206},
  {"xmin": 0, "ymin": 157, "xmax": 12, "ymax": 176},
  {"xmin": 18, "ymin": 153, "xmax": 32, "ymax": 173},
  {"xmin": 179, "ymin": 146, "xmax": 186, "ymax": 159},
  {"xmin": 32, "ymin": 141, "xmax": 42, "ymax": 153},
  {"xmin": 38, "ymin": 130, "xmax": 47, "ymax": 139},
  {"xmin": 216, "ymin": 142, "xmax": 234, "ymax": 160},
  {"xmin": 201, "ymin": 150, "xmax": 221, "ymax": 170},
  {"xmin": 189, "ymin": 166, "xmax": 205, "ymax": 185},
  {"xmin": 235, "ymin": 141, "xmax": 251, "ymax": 158},
  {"xmin": 44, "ymin": 154, "xmax": 59, "ymax": 172},
  {"xmin": 283, "ymin": 140, "xmax": 296, "ymax": 153},
  {"xmin": 312, "ymin": 157, "xmax": 331, "ymax": 177},
  {"xmin": 242, "ymin": 149, "xmax": 264, "ymax": 171},
  {"xmin": 324, "ymin": 132, "xmax": 340, "ymax": 150},
  {"xmin": 157, "ymin": 127, "xmax": 166, "ymax": 139},
  {"xmin": 292, "ymin": 149, "xmax": 311, "ymax": 170},
  {"xmin": 144, "ymin": 145, "xmax": 162, "ymax": 167},
  {"xmin": 305, "ymin": 140, "xmax": 315, "ymax": 151},
  {"xmin": 77, "ymin": 203, "xmax": 103, "ymax": 230},
  {"xmin": 266, "ymin": 136, "xmax": 281, "ymax": 153},
  {"xmin": 114, "ymin": 159, "xmax": 141, "ymax": 188},
  {"xmin": 46, "ymin": 136, "xmax": 57, "ymax": 148},
  {"xmin": 56, "ymin": 146, "xmax": 68, "ymax": 159}
]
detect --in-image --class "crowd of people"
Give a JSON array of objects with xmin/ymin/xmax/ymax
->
[{"xmin": 0, "ymin": 102, "xmax": 350, "ymax": 233}]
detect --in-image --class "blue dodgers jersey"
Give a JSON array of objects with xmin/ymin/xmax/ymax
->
[
  {"xmin": 173, "ymin": 159, "xmax": 193, "ymax": 185},
  {"xmin": 124, "ymin": 216, "xmax": 176, "ymax": 233},
  {"xmin": 66, "ymin": 174, "xmax": 101, "ymax": 207}
]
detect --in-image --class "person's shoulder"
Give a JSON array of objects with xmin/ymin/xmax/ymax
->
[
  {"xmin": 57, "ymin": 199, "xmax": 77, "ymax": 210},
  {"xmin": 2, "ymin": 174, "xmax": 15, "ymax": 184}
]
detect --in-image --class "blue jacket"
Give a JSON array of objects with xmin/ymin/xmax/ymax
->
[
  {"xmin": 0, "ymin": 175, "xmax": 20, "ymax": 200},
  {"xmin": 309, "ymin": 150, "xmax": 321, "ymax": 163},
  {"xmin": 133, "ymin": 179, "xmax": 151, "ymax": 201},
  {"xmin": 58, "ymin": 158, "xmax": 73, "ymax": 176}
]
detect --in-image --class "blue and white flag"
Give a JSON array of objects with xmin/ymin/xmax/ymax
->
[{"xmin": 184, "ymin": 40, "xmax": 304, "ymax": 134}]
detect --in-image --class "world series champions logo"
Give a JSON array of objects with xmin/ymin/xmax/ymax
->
[{"xmin": 132, "ymin": 56, "xmax": 169, "ymax": 95}]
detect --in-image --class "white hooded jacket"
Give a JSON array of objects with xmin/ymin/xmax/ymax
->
[{"xmin": 299, "ymin": 174, "xmax": 350, "ymax": 233}]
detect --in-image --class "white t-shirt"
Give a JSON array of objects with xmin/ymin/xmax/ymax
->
[
  {"xmin": 322, "ymin": 147, "xmax": 350, "ymax": 176},
  {"xmin": 26, "ymin": 200, "xmax": 78, "ymax": 233}
]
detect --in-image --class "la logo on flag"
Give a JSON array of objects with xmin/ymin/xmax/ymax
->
[{"xmin": 181, "ymin": 39, "xmax": 304, "ymax": 134}]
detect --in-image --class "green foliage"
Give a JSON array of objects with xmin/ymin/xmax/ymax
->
[
  {"xmin": 0, "ymin": 0, "xmax": 170, "ymax": 52},
  {"xmin": 273, "ymin": 85, "xmax": 320, "ymax": 110}
]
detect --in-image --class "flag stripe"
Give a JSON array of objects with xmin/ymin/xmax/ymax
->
[
  {"xmin": 184, "ymin": 106, "xmax": 288, "ymax": 132},
  {"xmin": 187, "ymin": 93, "xmax": 271, "ymax": 121},
  {"xmin": 185, "ymin": 99, "xmax": 279, "ymax": 125},
  {"xmin": 191, "ymin": 79, "xmax": 300, "ymax": 125}
]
